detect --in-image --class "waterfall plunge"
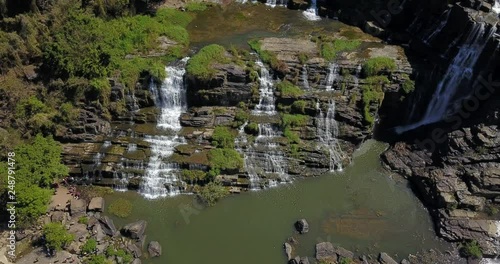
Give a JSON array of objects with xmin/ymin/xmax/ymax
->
[
  {"xmin": 316, "ymin": 101, "xmax": 345, "ymax": 171},
  {"xmin": 140, "ymin": 58, "xmax": 189, "ymax": 199},
  {"xmin": 396, "ymin": 23, "xmax": 496, "ymax": 133},
  {"xmin": 494, "ymin": 0, "xmax": 500, "ymax": 14},
  {"xmin": 303, "ymin": 0, "xmax": 320, "ymax": 21}
]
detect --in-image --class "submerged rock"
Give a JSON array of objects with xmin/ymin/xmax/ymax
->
[
  {"xmin": 148, "ymin": 241, "xmax": 162, "ymax": 257},
  {"xmin": 295, "ymin": 219, "xmax": 309, "ymax": 234}
]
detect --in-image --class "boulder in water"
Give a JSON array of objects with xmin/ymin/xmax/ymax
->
[
  {"xmin": 295, "ymin": 219, "xmax": 309, "ymax": 234},
  {"xmin": 315, "ymin": 242, "xmax": 337, "ymax": 263},
  {"xmin": 99, "ymin": 216, "xmax": 118, "ymax": 237},
  {"xmin": 88, "ymin": 197, "xmax": 104, "ymax": 212},
  {"xmin": 147, "ymin": 241, "xmax": 162, "ymax": 257},
  {"xmin": 122, "ymin": 220, "xmax": 147, "ymax": 240},
  {"xmin": 284, "ymin": 242, "xmax": 293, "ymax": 260}
]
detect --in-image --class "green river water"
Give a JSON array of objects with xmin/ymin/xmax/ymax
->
[{"xmin": 105, "ymin": 140, "xmax": 450, "ymax": 264}]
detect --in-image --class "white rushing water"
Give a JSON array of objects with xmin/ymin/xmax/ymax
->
[
  {"xmin": 253, "ymin": 60, "xmax": 277, "ymax": 115},
  {"xmin": 494, "ymin": 0, "xmax": 500, "ymax": 14},
  {"xmin": 325, "ymin": 63, "xmax": 339, "ymax": 91},
  {"xmin": 266, "ymin": 0, "xmax": 287, "ymax": 8},
  {"xmin": 302, "ymin": 64, "xmax": 311, "ymax": 89},
  {"xmin": 316, "ymin": 100, "xmax": 345, "ymax": 171},
  {"xmin": 140, "ymin": 58, "xmax": 189, "ymax": 199},
  {"xmin": 396, "ymin": 23, "xmax": 496, "ymax": 133},
  {"xmin": 303, "ymin": 0, "xmax": 320, "ymax": 21}
]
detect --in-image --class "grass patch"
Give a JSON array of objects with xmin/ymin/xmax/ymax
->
[
  {"xmin": 245, "ymin": 122, "xmax": 259, "ymax": 135},
  {"xmin": 401, "ymin": 75, "xmax": 415, "ymax": 94},
  {"xmin": 363, "ymin": 57, "xmax": 396, "ymax": 76},
  {"xmin": 181, "ymin": 169, "xmax": 208, "ymax": 183},
  {"xmin": 321, "ymin": 39, "xmax": 361, "ymax": 61},
  {"xmin": 185, "ymin": 2, "xmax": 210, "ymax": 12},
  {"xmin": 81, "ymin": 238, "xmax": 97, "ymax": 255},
  {"xmin": 197, "ymin": 181, "xmax": 229, "ymax": 206},
  {"xmin": 284, "ymin": 128, "xmax": 301, "ymax": 144},
  {"xmin": 108, "ymin": 198, "xmax": 133, "ymax": 218},
  {"xmin": 281, "ymin": 114, "xmax": 309, "ymax": 128},
  {"xmin": 276, "ymin": 81, "xmax": 304, "ymax": 98},
  {"xmin": 291, "ymin": 100, "xmax": 307, "ymax": 114},
  {"xmin": 186, "ymin": 44, "xmax": 229, "ymax": 80}
]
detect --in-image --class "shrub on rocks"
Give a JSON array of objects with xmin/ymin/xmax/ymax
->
[
  {"xmin": 43, "ymin": 223, "xmax": 74, "ymax": 251},
  {"xmin": 362, "ymin": 57, "xmax": 396, "ymax": 76}
]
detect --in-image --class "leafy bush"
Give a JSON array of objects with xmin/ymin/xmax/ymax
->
[
  {"xmin": 185, "ymin": 2, "xmax": 209, "ymax": 12},
  {"xmin": 208, "ymin": 148, "xmax": 243, "ymax": 171},
  {"xmin": 211, "ymin": 126, "xmax": 236, "ymax": 148},
  {"xmin": 245, "ymin": 122, "xmax": 259, "ymax": 135},
  {"xmin": 363, "ymin": 57, "xmax": 396, "ymax": 76},
  {"xmin": 402, "ymin": 76, "xmax": 415, "ymax": 94},
  {"xmin": 43, "ymin": 223, "xmax": 74, "ymax": 251},
  {"xmin": 321, "ymin": 39, "xmax": 361, "ymax": 61},
  {"xmin": 186, "ymin": 44, "xmax": 229, "ymax": 80},
  {"xmin": 461, "ymin": 240, "xmax": 482, "ymax": 259},
  {"xmin": 108, "ymin": 198, "xmax": 132, "ymax": 218},
  {"xmin": 276, "ymin": 81, "xmax": 304, "ymax": 98},
  {"xmin": 81, "ymin": 238, "xmax": 97, "ymax": 255},
  {"xmin": 197, "ymin": 181, "xmax": 230, "ymax": 206},
  {"xmin": 281, "ymin": 114, "xmax": 309, "ymax": 128},
  {"xmin": 233, "ymin": 109, "xmax": 249, "ymax": 127}
]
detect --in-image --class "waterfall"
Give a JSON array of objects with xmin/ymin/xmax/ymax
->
[
  {"xmin": 316, "ymin": 101, "xmax": 345, "ymax": 171},
  {"xmin": 423, "ymin": 10, "xmax": 451, "ymax": 45},
  {"xmin": 235, "ymin": 122, "xmax": 261, "ymax": 190},
  {"xmin": 494, "ymin": 0, "xmax": 500, "ymax": 14},
  {"xmin": 302, "ymin": 65, "xmax": 311, "ymax": 90},
  {"xmin": 396, "ymin": 23, "xmax": 496, "ymax": 133},
  {"xmin": 325, "ymin": 63, "xmax": 339, "ymax": 91},
  {"xmin": 266, "ymin": 0, "xmax": 287, "ymax": 8},
  {"xmin": 253, "ymin": 60, "xmax": 277, "ymax": 115},
  {"xmin": 140, "ymin": 58, "xmax": 189, "ymax": 199},
  {"xmin": 303, "ymin": 0, "xmax": 320, "ymax": 21}
]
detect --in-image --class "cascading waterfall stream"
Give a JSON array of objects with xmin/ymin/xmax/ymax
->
[
  {"xmin": 265, "ymin": 0, "xmax": 287, "ymax": 8},
  {"xmin": 396, "ymin": 23, "xmax": 497, "ymax": 133},
  {"xmin": 253, "ymin": 60, "xmax": 277, "ymax": 115},
  {"xmin": 325, "ymin": 63, "xmax": 340, "ymax": 91},
  {"xmin": 139, "ymin": 57, "xmax": 189, "ymax": 199},
  {"xmin": 423, "ymin": 10, "xmax": 451, "ymax": 44},
  {"xmin": 316, "ymin": 101, "xmax": 345, "ymax": 171},
  {"xmin": 303, "ymin": 0, "xmax": 320, "ymax": 21},
  {"xmin": 302, "ymin": 64, "xmax": 311, "ymax": 90}
]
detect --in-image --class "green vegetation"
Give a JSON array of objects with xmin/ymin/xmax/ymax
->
[
  {"xmin": 245, "ymin": 122, "xmax": 259, "ymax": 136},
  {"xmin": 181, "ymin": 169, "xmax": 208, "ymax": 183},
  {"xmin": 284, "ymin": 128, "xmax": 301, "ymax": 144},
  {"xmin": 298, "ymin": 52, "xmax": 309, "ymax": 64},
  {"xmin": 233, "ymin": 109, "xmax": 249, "ymax": 128},
  {"xmin": 108, "ymin": 198, "xmax": 133, "ymax": 218},
  {"xmin": 361, "ymin": 76, "xmax": 389, "ymax": 125},
  {"xmin": 281, "ymin": 114, "xmax": 309, "ymax": 128},
  {"xmin": 84, "ymin": 255, "xmax": 113, "ymax": 264},
  {"xmin": 276, "ymin": 81, "xmax": 304, "ymax": 98},
  {"xmin": 486, "ymin": 204, "xmax": 499, "ymax": 216},
  {"xmin": 105, "ymin": 246, "xmax": 133, "ymax": 264},
  {"xmin": 185, "ymin": 2, "xmax": 210, "ymax": 12},
  {"xmin": 43, "ymin": 223, "xmax": 74, "ymax": 251},
  {"xmin": 81, "ymin": 239, "xmax": 97, "ymax": 255},
  {"xmin": 291, "ymin": 100, "xmax": 307, "ymax": 114},
  {"xmin": 186, "ymin": 44, "xmax": 229, "ymax": 80},
  {"xmin": 362, "ymin": 57, "xmax": 396, "ymax": 76},
  {"xmin": 78, "ymin": 216, "xmax": 89, "ymax": 225},
  {"xmin": 339, "ymin": 258, "xmax": 354, "ymax": 264},
  {"xmin": 211, "ymin": 126, "xmax": 236, "ymax": 148},
  {"xmin": 208, "ymin": 148, "xmax": 244, "ymax": 172},
  {"xmin": 197, "ymin": 181, "xmax": 230, "ymax": 206},
  {"xmin": 321, "ymin": 39, "xmax": 361, "ymax": 61},
  {"xmin": 401, "ymin": 75, "xmax": 415, "ymax": 94},
  {"xmin": 0, "ymin": 135, "xmax": 67, "ymax": 227},
  {"xmin": 248, "ymin": 39, "xmax": 287, "ymax": 72},
  {"xmin": 461, "ymin": 240, "xmax": 482, "ymax": 259}
]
